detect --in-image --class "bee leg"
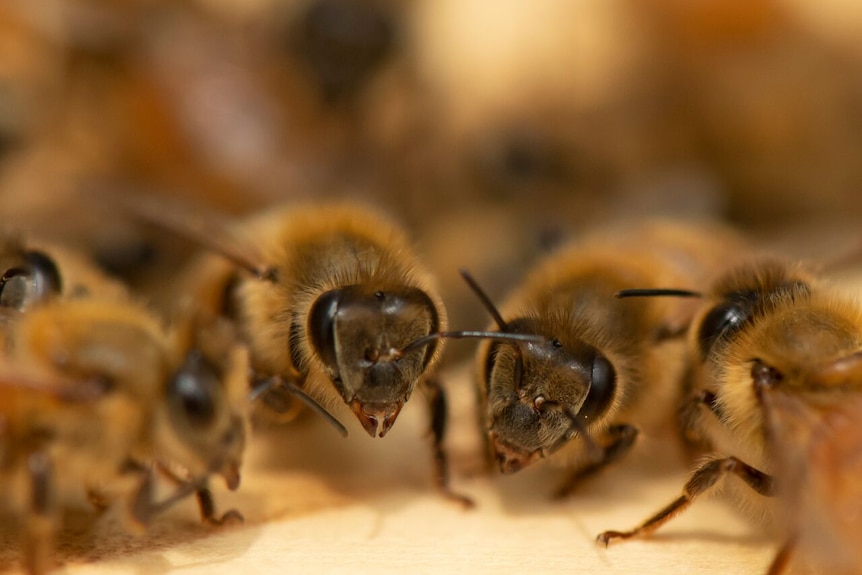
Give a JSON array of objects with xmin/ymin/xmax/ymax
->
[
  {"xmin": 195, "ymin": 485, "xmax": 244, "ymax": 527},
  {"xmin": 474, "ymin": 391, "xmax": 495, "ymax": 474},
  {"xmin": 596, "ymin": 455, "xmax": 774, "ymax": 545},
  {"xmin": 479, "ymin": 424, "xmax": 495, "ymax": 475},
  {"xmin": 128, "ymin": 466, "xmax": 156, "ymax": 532},
  {"xmin": 766, "ymin": 535, "xmax": 796, "ymax": 575},
  {"xmin": 425, "ymin": 377, "xmax": 475, "ymax": 508},
  {"xmin": 251, "ymin": 371, "xmax": 305, "ymax": 424},
  {"xmin": 677, "ymin": 388, "xmax": 718, "ymax": 453},
  {"xmin": 85, "ymin": 486, "xmax": 112, "ymax": 513},
  {"xmin": 24, "ymin": 452, "xmax": 56, "ymax": 575},
  {"xmin": 553, "ymin": 424, "xmax": 638, "ymax": 500},
  {"xmin": 154, "ymin": 462, "xmax": 243, "ymax": 526}
]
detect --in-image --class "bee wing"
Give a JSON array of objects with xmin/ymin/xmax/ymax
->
[
  {"xmin": 759, "ymin": 352, "xmax": 862, "ymax": 480},
  {"xmin": 759, "ymin": 387, "xmax": 820, "ymax": 446},
  {"xmin": 766, "ymin": 388, "xmax": 862, "ymax": 565},
  {"xmin": 84, "ymin": 184, "xmax": 276, "ymax": 282}
]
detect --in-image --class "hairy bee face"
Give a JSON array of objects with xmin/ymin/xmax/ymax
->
[
  {"xmin": 308, "ymin": 284, "xmax": 440, "ymax": 437},
  {"xmin": 484, "ymin": 318, "xmax": 616, "ymax": 473}
]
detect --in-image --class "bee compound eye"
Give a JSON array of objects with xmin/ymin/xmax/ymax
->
[
  {"xmin": 0, "ymin": 251, "xmax": 62, "ymax": 310},
  {"xmin": 169, "ymin": 353, "xmax": 220, "ymax": 430},
  {"xmin": 307, "ymin": 289, "xmax": 343, "ymax": 372},
  {"xmin": 0, "ymin": 269, "xmax": 30, "ymax": 309},
  {"xmin": 578, "ymin": 353, "xmax": 616, "ymax": 422},
  {"xmin": 697, "ymin": 301, "xmax": 750, "ymax": 359}
]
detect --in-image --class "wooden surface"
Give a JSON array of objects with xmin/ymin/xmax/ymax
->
[{"xmin": 2, "ymin": 364, "xmax": 782, "ymax": 574}]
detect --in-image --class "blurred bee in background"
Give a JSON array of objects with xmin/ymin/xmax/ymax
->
[
  {"xmin": 468, "ymin": 221, "xmax": 742, "ymax": 497},
  {"xmin": 633, "ymin": 0, "xmax": 862, "ymax": 229},
  {"xmin": 597, "ymin": 258, "xmax": 862, "ymax": 574},
  {"xmin": 0, "ymin": 296, "xmax": 249, "ymax": 574},
  {"xmin": 284, "ymin": 0, "xmax": 397, "ymax": 108}
]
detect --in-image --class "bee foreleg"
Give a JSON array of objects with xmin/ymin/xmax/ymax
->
[
  {"xmin": 193, "ymin": 485, "xmax": 244, "ymax": 526},
  {"xmin": 677, "ymin": 388, "xmax": 724, "ymax": 458},
  {"xmin": 424, "ymin": 377, "xmax": 475, "ymax": 508},
  {"xmin": 596, "ymin": 455, "xmax": 774, "ymax": 545},
  {"xmin": 128, "ymin": 465, "xmax": 156, "ymax": 531},
  {"xmin": 678, "ymin": 389, "xmax": 719, "ymax": 434},
  {"xmin": 250, "ymin": 371, "xmax": 306, "ymax": 424},
  {"xmin": 155, "ymin": 462, "xmax": 243, "ymax": 526},
  {"xmin": 24, "ymin": 452, "xmax": 56, "ymax": 575},
  {"xmin": 553, "ymin": 424, "xmax": 638, "ymax": 500},
  {"xmin": 85, "ymin": 486, "xmax": 112, "ymax": 513}
]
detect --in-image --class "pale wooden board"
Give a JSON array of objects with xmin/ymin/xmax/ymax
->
[{"xmin": 2, "ymin": 364, "xmax": 782, "ymax": 574}]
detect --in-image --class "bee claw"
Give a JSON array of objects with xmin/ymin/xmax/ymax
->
[
  {"xmin": 204, "ymin": 509, "xmax": 244, "ymax": 527},
  {"xmin": 441, "ymin": 489, "xmax": 475, "ymax": 509},
  {"xmin": 596, "ymin": 530, "xmax": 634, "ymax": 547}
]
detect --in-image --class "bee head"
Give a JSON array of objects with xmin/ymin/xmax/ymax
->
[
  {"xmin": 484, "ymin": 317, "xmax": 616, "ymax": 473},
  {"xmin": 160, "ymin": 319, "xmax": 248, "ymax": 491},
  {"xmin": 308, "ymin": 284, "xmax": 440, "ymax": 437},
  {"xmin": 696, "ymin": 260, "xmax": 812, "ymax": 361}
]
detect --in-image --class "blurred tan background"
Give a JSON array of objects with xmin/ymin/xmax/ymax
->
[
  {"xmin": 3, "ymin": 0, "xmax": 862, "ymax": 330},
  {"xmin": 1, "ymin": 1, "xmax": 862, "ymax": 572}
]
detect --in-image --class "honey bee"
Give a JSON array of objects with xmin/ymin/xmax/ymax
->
[
  {"xmin": 0, "ymin": 296, "xmax": 249, "ymax": 574},
  {"xmin": 108, "ymin": 197, "xmax": 538, "ymax": 505},
  {"xmin": 469, "ymin": 220, "xmax": 742, "ymax": 497},
  {"xmin": 597, "ymin": 258, "xmax": 862, "ymax": 574}
]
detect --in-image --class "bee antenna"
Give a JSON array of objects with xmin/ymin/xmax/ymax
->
[
  {"xmin": 459, "ymin": 269, "xmax": 509, "ymax": 330},
  {"xmin": 249, "ymin": 375, "xmax": 348, "ymax": 437},
  {"xmin": 89, "ymin": 184, "xmax": 279, "ymax": 284},
  {"xmin": 615, "ymin": 288, "xmax": 703, "ymax": 299},
  {"xmin": 564, "ymin": 408, "xmax": 604, "ymax": 461},
  {"xmin": 397, "ymin": 330, "xmax": 544, "ymax": 356}
]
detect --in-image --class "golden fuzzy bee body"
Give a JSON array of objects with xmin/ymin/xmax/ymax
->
[
  {"xmin": 4, "ymin": 297, "xmax": 249, "ymax": 489},
  {"xmin": 0, "ymin": 296, "xmax": 249, "ymax": 573},
  {"xmin": 682, "ymin": 262, "xmax": 862, "ymax": 524},
  {"xmin": 599, "ymin": 258, "xmax": 862, "ymax": 573},
  {"xmin": 1, "ymin": 300, "xmax": 165, "ymax": 489},
  {"xmin": 475, "ymin": 220, "xmax": 742, "ymax": 487},
  {"xmin": 178, "ymin": 202, "xmax": 446, "ymax": 437}
]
